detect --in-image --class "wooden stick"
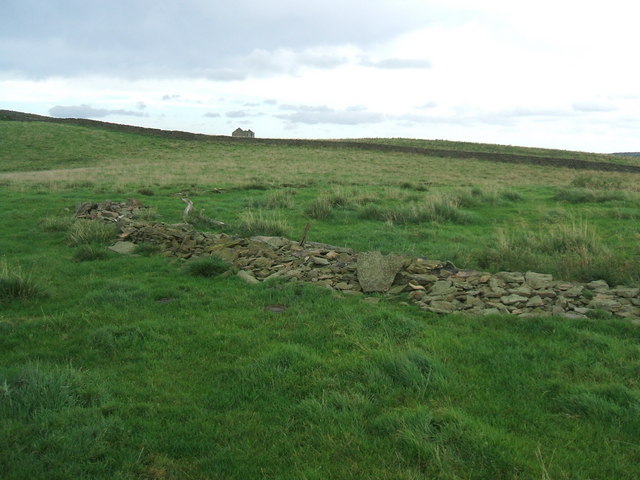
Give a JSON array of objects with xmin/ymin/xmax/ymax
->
[{"xmin": 299, "ymin": 223, "xmax": 311, "ymax": 246}]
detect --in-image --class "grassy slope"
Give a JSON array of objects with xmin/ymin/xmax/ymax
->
[{"xmin": 1, "ymin": 117, "xmax": 639, "ymax": 479}]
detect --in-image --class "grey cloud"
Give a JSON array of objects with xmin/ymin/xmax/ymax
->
[
  {"xmin": 162, "ymin": 94, "xmax": 181, "ymax": 101},
  {"xmin": 226, "ymin": 110, "xmax": 251, "ymax": 118},
  {"xmin": 136, "ymin": 101, "xmax": 147, "ymax": 110},
  {"xmin": 49, "ymin": 104, "xmax": 147, "ymax": 118},
  {"xmin": 362, "ymin": 58, "xmax": 433, "ymax": 69},
  {"xmin": 264, "ymin": 99, "xmax": 278, "ymax": 105},
  {"xmin": 1, "ymin": 0, "xmax": 438, "ymax": 79},
  {"xmin": 275, "ymin": 104, "xmax": 386, "ymax": 125},
  {"xmin": 204, "ymin": 112, "xmax": 221, "ymax": 118}
]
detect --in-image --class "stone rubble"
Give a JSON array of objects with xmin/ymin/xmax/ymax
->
[{"xmin": 75, "ymin": 200, "xmax": 640, "ymax": 319}]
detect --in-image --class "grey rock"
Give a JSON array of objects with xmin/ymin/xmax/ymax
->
[
  {"xmin": 612, "ymin": 287, "xmax": 639, "ymax": 298},
  {"xmin": 237, "ymin": 270, "xmax": 260, "ymax": 284},
  {"xmin": 251, "ymin": 236, "xmax": 291, "ymax": 249},
  {"xmin": 428, "ymin": 301, "xmax": 456, "ymax": 314},
  {"xmin": 311, "ymin": 256, "xmax": 330, "ymax": 266},
  {"xmin": 430, "ymin": 280, "xmax": 457, "ymax": 296},
  {"xmin": 525, "ymin": 271, "xmax": 553, "ymax": 289},
  {"xmin": 510, "ymin": 285, "xmax": 532, "ymax": 297},
  {"xmin": 586, "ymin": 280, "xmax": 609, "ymax": 292},
  {"xmin": 526, "ymin": 296, "xmax": 544, "ymax": 308},
  {"xmin": 496, "ymin": 272, "xmax": 525, "ymax": 284},
  {"xmin": 108, "ymin": 241, "xmax": 137, "ymax": 254},
  {"xmin": 588, "ymin": 296, "xmax": 621, "ymax": 312},
  {"xmin": 410, "ymin": 273, "xmax": 439, "ymax": 285},
  {"xmin": 356, "ymin": 251, "xmax": 405, "ymax": 293},
  {"xmin": 501, "ymin": 294, "xmax": 529, "ymax": 305}
]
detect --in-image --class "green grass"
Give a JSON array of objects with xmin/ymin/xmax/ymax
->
[{"xmin": 1, "ymin": 117, "xmax": 639, "ymax": 479}]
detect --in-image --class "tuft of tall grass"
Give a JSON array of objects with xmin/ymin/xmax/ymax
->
[
  {"xmin": 357, "ymin": 204, "xmax": 388, "ymax": 221},
  {"xmin": 40, "ymin": 214, "xmax": 75, "ymax": 232},
  {"xmin": 67, "ymin": 220, "xmax": 117, "ymax": 246},
  {"xmin": 0, "ymin": 258, "xmax": 44, "ymax": 301},
  {"xmin": 305, "ymin": 196, "xmax": 334, "ymax": 220},
  {"xmin": 385, "ymin": 196, "xmax": 475, "ymax": 225},
  {"xmin": 236, "ymin": 210, "xmax": 291, "ymax": 237},
  {"xmin": 183, "ymin": 255, "xmax": 231, "ymax": 278},
  {"xmin": 553, "ymin": 188, "xmax": 627, "ymax": 203},
  {"xmin": 249, "ymin": 190, "xmax": 295, "ymax": 209},
  {"xmin": 71, "ymin": 245, "xmax": 109, "ymax": 262},
  {"xmin": 473, "ymin": 221, "xmax": 639, "ymax": 285},
  {"xmin": 570, "ymin": 174, "xmax": 624, "ymax": 190},
  {"xmin": 454, "ymin": 186, "xmax": 498, "ymax": 207},
  {"xmin": 0, "ymin": 363, "xmax": 102, "ymax": 419}
]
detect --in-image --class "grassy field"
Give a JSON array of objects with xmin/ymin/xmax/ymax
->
[{"xmin": 1, "ymin": 115, "xmax": 639, "ymax": 479}]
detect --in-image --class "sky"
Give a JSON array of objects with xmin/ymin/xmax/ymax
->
[{"xmin": 1, "ymin": 0, "xmax": 639, "ymax": 153}]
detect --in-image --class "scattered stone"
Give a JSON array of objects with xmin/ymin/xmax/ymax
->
[
  {"xmin": 108, "ymin": 241, "xmax": 137, "ymax": 254},
  {"xmin": 76, "ymin": 199, "xmax": 640, "ymax": 320}
]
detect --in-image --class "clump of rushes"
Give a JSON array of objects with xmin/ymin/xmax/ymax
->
[
  {"xmin": 67, "ymin": 220, "xmax": 117, "ymax": 246},
  {"xmin": 0, "ymin": 258, "xmax": 44, "ymax": 301},
  {"xmin": 183, "ymin": 255, "xmax": 231, "ymax": 278},
  {"xmin": 237, "ymin": 210, "xmax": 291, "ymax": 237}
]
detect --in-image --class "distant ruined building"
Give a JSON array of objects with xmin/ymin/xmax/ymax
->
[{"xmin": 232, "ymin": 127, "xmax": 255, "ymax": 138}]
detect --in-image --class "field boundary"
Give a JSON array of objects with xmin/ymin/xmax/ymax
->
[{"xmin": 3, "ymin": 109, "xmax": 640, "ymax": 174}]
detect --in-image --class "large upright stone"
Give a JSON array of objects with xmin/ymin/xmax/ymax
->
[{"xmin": 357, "ymin": 251, "xmax": 405, "ymax": 293}]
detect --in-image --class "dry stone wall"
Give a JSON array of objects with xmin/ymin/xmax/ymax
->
[{"xmin": 76, "ymin": 200, "xmax": 640, "ymax": 320}]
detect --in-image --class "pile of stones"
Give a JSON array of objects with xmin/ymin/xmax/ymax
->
[{"xmin": 76, "ymin": 200, "xmax": 640, "ymax": 320}]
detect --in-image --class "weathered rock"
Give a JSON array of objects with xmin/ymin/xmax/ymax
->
[
  {"xmin": 526, "ymin": 296, "xmax": 544, "ymax": 308},
  {"xmin": 430, "ymin": 280, "xmax": 457, "ymax": 296},
  {"xmin": 586, "ymin": 280, "xmax": 609, "ymax": 292},
  {"xmin": 237, "ymin": 270, "xmax": 259, "ymax": 284},
  {"xmin": 356, "ymin": 251, "xmax": 405, "ymax": 293},
  {"xmin": 428, "ymin": 301, "xmax": 456, "ymax": 314},
  {"xmin": 612, "ymin": 287, "xmax": 639, "ymax": 298},
  {"xmin": 251, "ymin": 236, "xmax": 291, "ymax": 249},
  {"xmin": 588, "ymin": 296, "xmax": 621, "ymax": 312},
  {"xmin": 108, "ymin": 241, "xmax": 137, "ymax": 254},
  {"xmin": 525, "ymin": 271, "xmax": 553, "ymax": 289},
  {"xmin": 501, "ymin": 294, "xmax": 528, "ymax": 306},
  {"xmin": 311, "ymin": 256, "xmax": 330, "ymax": 266},
  {"xmin": 496, "ymin": 272, "xmax": 525, "ymax": 284}
]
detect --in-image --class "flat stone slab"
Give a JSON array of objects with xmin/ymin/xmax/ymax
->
[
  {"xmin": 108, "ymin": 241, "xmax": 137, "ymax": 254},
  {"xmin": 357, "ymin": 251, "xmax": 405, "ymax": 293}
]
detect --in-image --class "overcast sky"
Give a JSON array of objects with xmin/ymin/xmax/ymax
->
[{"xmin": 2, "ymin": 0, "xmax": 639, "ymax": 152}]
